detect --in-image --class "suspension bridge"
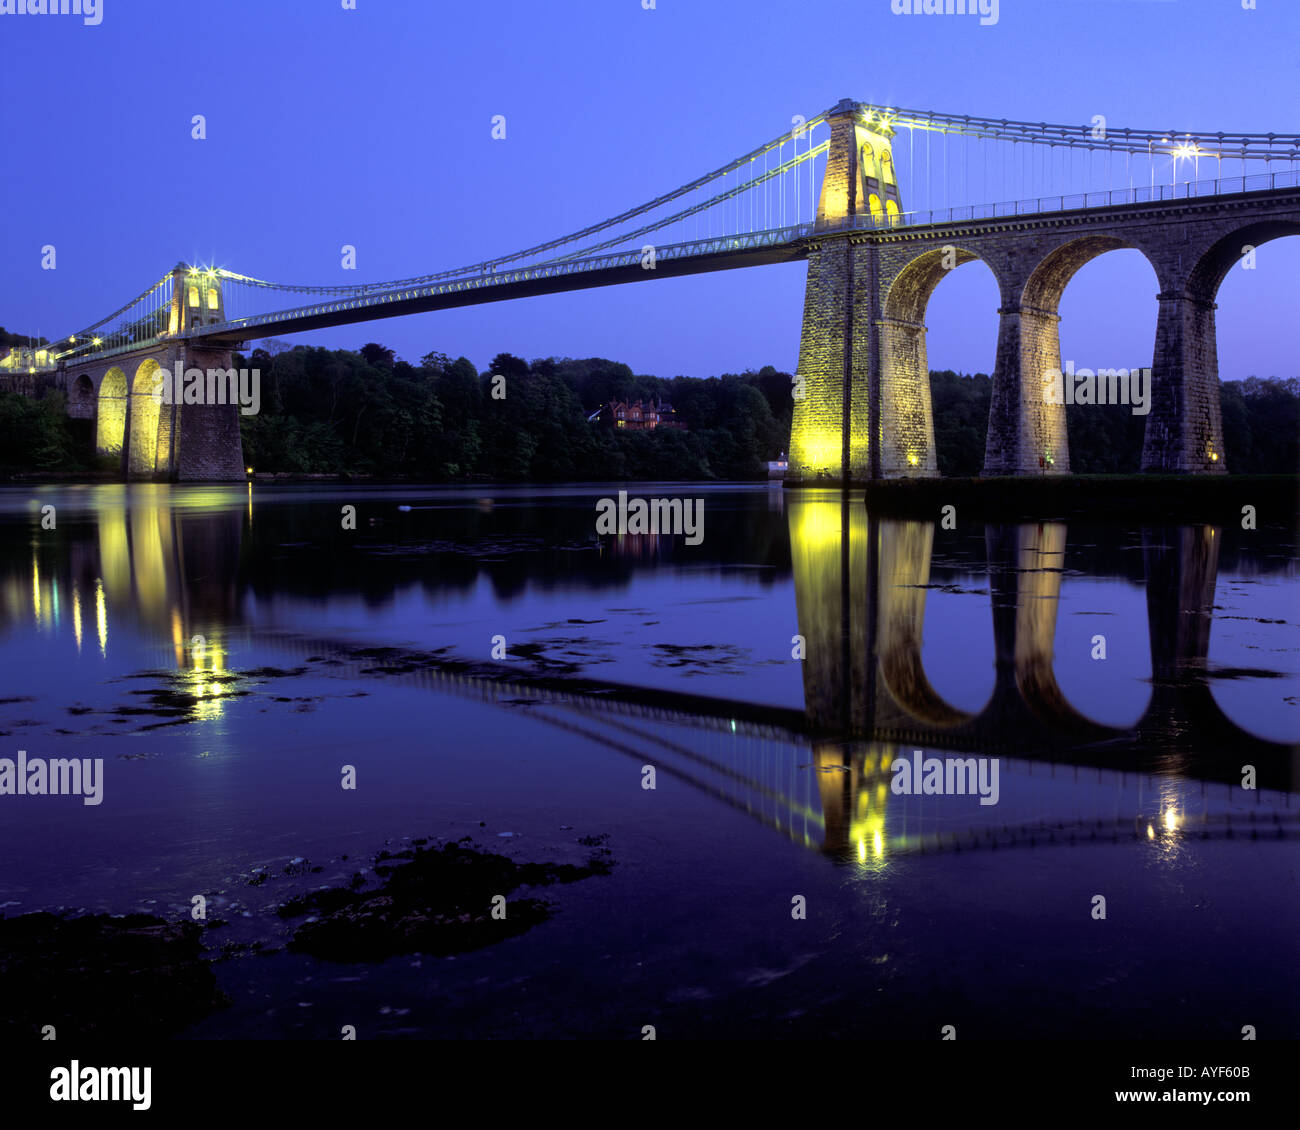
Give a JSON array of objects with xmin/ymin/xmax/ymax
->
[{"xmin": 4, "ymin": 98, "xmax": 1298, "ymax": 481}]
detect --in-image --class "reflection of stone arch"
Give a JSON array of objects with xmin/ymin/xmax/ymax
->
[
  {"xmin": 129, "ymin": 359, "xmax": 164, "ymax": 476},
  {"xmin": 96, "ymin": 368, "xmax": 128, "ymax": 460},
  {"xmin": 69, "ymin": 374, "xmax": 95, "ymax": 419},
  {"xmin": 876, "ymin": 519, "xmax": 976, "ymax": 728}
]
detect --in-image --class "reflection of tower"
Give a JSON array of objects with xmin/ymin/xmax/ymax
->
[
  {"xmin": 789, "ymin": 495, "xmax": 967, "ymax": 739},
  {"xmin": 789, "ymin": 493, "xmax": 868, "ymax": 733},
  {"xmin": 813, "ymin": 739, "xmax": 894, "ymax": 862},
  {"xmin": 89, "ymin": 491, "xmax": 244, "ymax": 661}
]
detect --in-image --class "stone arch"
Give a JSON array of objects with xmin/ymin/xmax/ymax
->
[
  {"xmin": 1185, "ymin": 219, "xmax": 1300, "ymax": 305},
  {"xmin": 881, "ymin": 246, "xmax": 999, "ymax": 476},
  {"xmin": 1020, "ymin": 234, "xmax": 1157, "ymax": 314},
  {"xmin": 884, "ymin": 245, "xmax": 988, "ymax": 325},
  {"xmin": 1139, "ymin": 224, "xmax": 1299, "ymax": 474},
  {"xmin": 880, "ymin": 149, "xmax": 896, "ymax": 187},
  {"xmin": 96, "ymin": 367, "xmax": 128, "ymax": 462},
  {"xmin": 985, "ymin": 236, "xmax": 1161, "ymax": 475},
  {"xmin": 69, "ymin": 373, "xmax": 95, "ymax": 419},
  {"xmin": 128, "ymin": 359, "xmax": 165, "ymax": 476}
]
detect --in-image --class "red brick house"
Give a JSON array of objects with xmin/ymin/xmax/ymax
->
[{"xmin": 598, "ymin": 398, "xmax": 685, "ymax": 431}]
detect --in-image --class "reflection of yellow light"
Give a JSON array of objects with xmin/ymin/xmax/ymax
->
[
  {"xmin": 95, "ymin": 578, "xmax": 107, "ymax": 656},
  {"xmin": 31, "ymin": 554, "xmax": 40, "ymax": 626},
  {"xmin": 72, "ymin": 586, "xmax": 82, "ymax": 652},
  {"xmin": 1147, "ymin": 824, "xmax": 1155, "ymax": 840},
  {"xmin": 850, "ymin": 813, "xmax": 888, "ymax": 868},
  {"xmin": 1164, "ymin": 808, "xmax": 1178, "ymax": 832},
  {"xmin": 908, "ymin": 453, "xmax": 918, "ymax": 466},
  {"xmin": 790, "ymin": 497, "xmax": 843, "ymax": 550}
]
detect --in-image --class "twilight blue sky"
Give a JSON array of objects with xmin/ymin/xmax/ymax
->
[{"xmin": 1, "ymin": 0, "xmax": 1297, "ymax": 380}]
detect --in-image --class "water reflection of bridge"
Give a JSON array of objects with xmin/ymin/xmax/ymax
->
[
  {"xmin": 6, "ymin": 488, "xmax": 1294, "ymax": 864},
  {"xmin": 788, "ymin": 493, "xmax": 1294, "ymax": 771}
]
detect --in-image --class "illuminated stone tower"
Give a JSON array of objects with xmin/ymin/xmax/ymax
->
[{"xmin": 788, "ymin": 99, "xmax": 937, "ymax": 483}]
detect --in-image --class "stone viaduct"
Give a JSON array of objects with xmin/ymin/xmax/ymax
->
[
  {"xmin": 52, "ymin": 264, "xmax": 246, "ymax": 481},
  {"xmin": 787, "ymin": 99, "xmax": 1300, "ymax": 482}
]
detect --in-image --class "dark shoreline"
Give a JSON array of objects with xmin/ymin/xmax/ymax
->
[{"xmin": 854, "ymin": 473, "xmax": 1300, "ymax": 523}]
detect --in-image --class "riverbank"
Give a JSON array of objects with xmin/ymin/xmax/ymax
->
[{"xmin": 854, "ymin": 473, "xmax": 1300, "ymax": 523}]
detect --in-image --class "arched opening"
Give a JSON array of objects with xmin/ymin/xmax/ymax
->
[
  {"xmin": 129, "ymin": 359, "xmax": 164, "ymax": 476},
  {"xmin": 69, "ymin": 374, "xmax": 95, "ymax": 418},
  {"xmin": 95, "ymin": 368, "xmax": 128, "ymax": 464},
  {"xmin": 876, "ymin": 519, "xmax": 977, "ymax": 728},
  {"xmin": 884, "ymin": 246, "xmax": 1000, "ymax": 476},
  {"xmin": 1051, "ymin": 561, "xmax": 1153, "ymax": 730},
  {"xmin": 1193, "ymin": 222, "xmax": 1300, "ymax": 474},
  {"xmin": 1024, "ymin": 236, "xmax": 1160, "ymax": 473}
]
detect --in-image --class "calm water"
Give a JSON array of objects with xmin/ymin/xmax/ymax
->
[{"xmin": 0, "ymin": 482, "xmax": 1296, "ymax": 1038}]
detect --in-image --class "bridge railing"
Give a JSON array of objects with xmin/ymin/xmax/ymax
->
[{"xmin": 847, "ymin": 167, "xmax": 1300, "ymax": 231}]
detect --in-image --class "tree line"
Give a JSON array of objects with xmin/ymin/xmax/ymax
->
[{"xmin": 0, "ymin": 336, "xmax": 1295, "ymax": 477}]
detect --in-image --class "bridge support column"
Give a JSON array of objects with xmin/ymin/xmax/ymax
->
[
  {"xmin": 983, "ymin": 304, "xmax": 1070, "ymax": 475},
  {"xmin": 172, "ymin": 344, "xmax": 247, "ymax": 482},
  {"xmin": 877, "ymin": 317, "xmax": 939, "ymax": 476},
  {"xmin": 788, "ymin": 98, "xmax": 911, "ymax": 484},
  {"xmin": 787, "ymin": 237, "xmax": 872, "ymax": 482},
  {"xmin": 1141, "ymin": 292, "xmax": 1227, "ymax": 473},
  {"xmin": 96, "ymin": 343, "xmax": 247, "ymax": 482}
]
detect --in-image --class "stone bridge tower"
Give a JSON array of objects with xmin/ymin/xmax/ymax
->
[{"xmin": 788, "ymin": 99, "xmax": 938, "ymax": 484}]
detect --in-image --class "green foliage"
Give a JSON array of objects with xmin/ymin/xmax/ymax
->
[
  {"xmin": 0, "ymin": 390, "xmax": 82, "ymax": 472},
  {"xmin": 2, "ymin": 337, "xmax": 1293, "ymax": 479},
  {"xmin": 233, "ymin": 346, "xmax": 795, "ymax": 481},
  {"xmin": 930, "ymin": 370, "xmax": 1297, "ymax": 475},
  {"xmin": 929, "ymin": 370, "xmax": 991, "ymax": 476}
]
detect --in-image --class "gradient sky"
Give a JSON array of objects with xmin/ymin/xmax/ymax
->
[{"xmin": 1, "ymin": 0, "xmax": 1297, "ymax": 381}]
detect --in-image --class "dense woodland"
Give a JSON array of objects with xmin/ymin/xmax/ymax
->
[{"xmin": 0, "ymin": 331, "xmax": 1296, "ymax": 477}]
